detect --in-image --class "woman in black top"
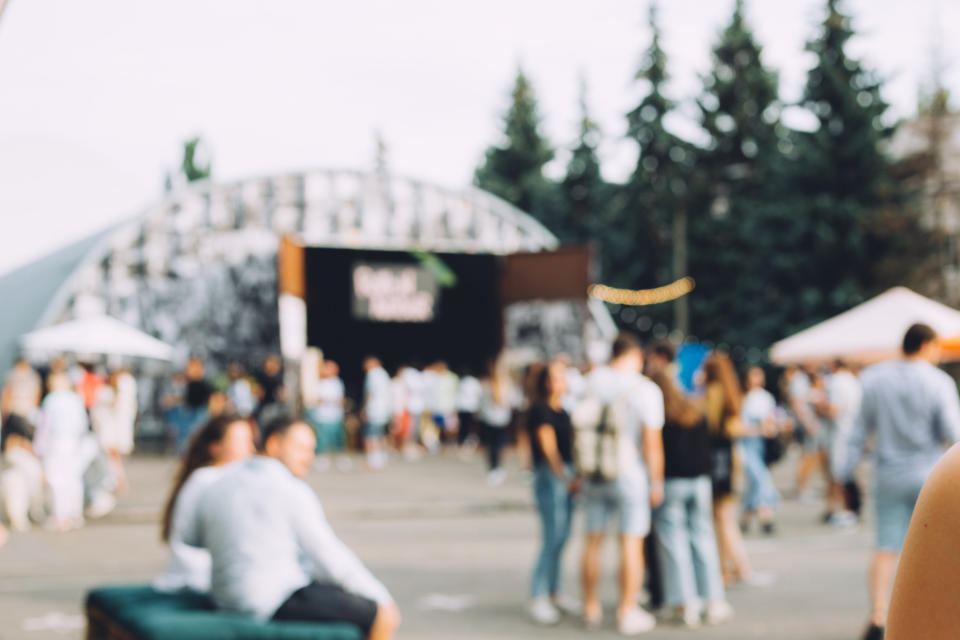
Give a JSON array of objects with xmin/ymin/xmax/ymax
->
[
  {"xmin": 650, "ymin": 369, "xmax": 732, "ymax": 628},
  {"xmin": 526, "ymin": 359, "xmax": 577, "ymax": 625}
]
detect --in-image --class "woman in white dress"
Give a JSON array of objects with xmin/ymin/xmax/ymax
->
[
  {"xmin": 34, "ymin": 374, "xmax": 88, "ymax": 531},
  {"xmin": 154, "ymin": 413, "xmax": 256, "ymax": 592},
  {"xmin": 90, "ymin": 370, "xmax": 137, "ymax": 494}
]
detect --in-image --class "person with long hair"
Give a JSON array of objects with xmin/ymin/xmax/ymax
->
[
  {"xmin": 739, "ymin": 367, "xmax": 780, "ymax": 534},
  {"xmin": 154, "ymin": 413, "xmax": 256, "ymax": 592},
  {"xmin": 478, "ymin": 356, "xmax": 517, "ymax": 486},
  {"xmin": 703, "ymin": 352, "xmax": 758, "ymax": 587},
  {"xmin": 526, "ymin": 359, "xmax": 577, "ymax": 625},
  {"xmin": 649, "ymin": 368, "xmax": 732, "ymax": 628}
]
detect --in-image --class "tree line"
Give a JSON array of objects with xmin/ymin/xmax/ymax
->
[{"xmin": 474, "ymin": 0, "xmax": 945, "ymax": 363}]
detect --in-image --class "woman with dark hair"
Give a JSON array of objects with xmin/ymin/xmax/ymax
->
[
  {"xmin": 526, "ymin": 359, "xmax": 577, "ymax": 625},
  {"xmin": 704, "ymin": 353, "xmax": 758, "ymax": 587},
  {"xmin": 650, "ymin": 369, "xmax": 732, "ymax": 628},
  {"xmin": 154, "ymin": 413, "xmax": 256, "ymax": 592}
]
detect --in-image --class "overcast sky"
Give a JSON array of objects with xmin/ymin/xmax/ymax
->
[{"xmin": 0, "ymin": 0, "xmax": 957, "ymax": 277}]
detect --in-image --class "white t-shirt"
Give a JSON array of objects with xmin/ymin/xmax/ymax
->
[
  {"xmin": 364, "ymin": 367, "xmax": 393, "ymax": 425},
  {"xmin": 827, "ymin": 370, "xmax": 862, "ymax": 433},
  {"xmin": 478, "ymin": 380, "xmax": 517, "ymax": 428},
  {"xmin": 455, "ymin": 376, "xmax": 482, "ymax": 413},
  {"xmin": 742, "ymin": 388, "xmax": 776, "ymax": 430},
  {"xmin": 584, "ymin": 366, "xmax": 664, "ymax": 478},
  {"xmin": 155, "ymin": 465, "xmax": 230, "ymax": 593},
  {"xmin": 401, "ymin": 368, "xmax": 426, "ymax": 415},
  {"xmin": 312, "ymin": 377, "xmax": 345, "ymax": 424}
]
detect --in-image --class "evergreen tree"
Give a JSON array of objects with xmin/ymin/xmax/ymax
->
[
  {"xmin": 784, "ymin": 0, "xmax": 894, "ymax": 327},
  {"xmin": 181, "ymin": 137, "xmax": 212, "ymax": 183},
  {"xmin": 688, "ymin": 0, "xmax": 784, "ymax": 350},
  {"xmin": 611, "ymin": 1, "xmax": 690, "ymax": 306},
  {"xmin": 474, "ymin": 69, "xmax": 555, "ymax": 221},
  {"xmin": 558, "ymin": 79, "xmax": 608, "ymax": 244}
]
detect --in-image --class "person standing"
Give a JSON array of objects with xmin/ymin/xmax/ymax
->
[
  {"xmin": 739, "ymin": 367, "xmax": 780, "ymax": 534},
  {"xmin": 704, "ymin": 353, "xmax": 763, "ymax": 587},
  {"xmin": 824, "ymin": 360, "xmax": 862, "ymax": 525},
  {"xmin": 34, "ymin": 374, "xmax": 89, "ymax": 530},
  {"xmin": 526, "ymin": 359, "xmax": 577, "ymax": 625},
  {"xmin": 363, "ymin": 357, "xmax": 392, "ymax": 470},
  {"xmin": 90, "ymin": 371, "xmax": 137, "ymax": 494},
  {"xmin": 578, "ymin": 332, "xmax": 664, "ymax": 635},
  {"xmin": 649, "ymin": 369, "xmax": 732, "ymax": 628},
  {"xmin": 179, "ymin": 358, "xmax": 213, "ymax": 453},
  {"xmin": 306, "ymin": 360, "xmax": 348, "ymax": 471},
  {"xmin": 478, "ymin": 358, "xmax": 516, "ymax": 486},
  {"xmin": 834, "ymin": 323, "xmax": 960, "ymax": 640},
  {"xmin": 455, "ymin": 368, "xmax": 482, "ymax": 450}
]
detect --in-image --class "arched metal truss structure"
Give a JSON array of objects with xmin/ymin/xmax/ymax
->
[{"xmin": 38, "ymin": 169, "xmax": 569, "ymax": 366}]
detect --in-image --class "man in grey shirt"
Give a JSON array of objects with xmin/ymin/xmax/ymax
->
[
  {"xmin": 834, "ymin": 323, "xmax": 960, "ymax": 640},
  {"xmin": 184, "ymin": 415, "xmax": 400, "ymax": 639}
]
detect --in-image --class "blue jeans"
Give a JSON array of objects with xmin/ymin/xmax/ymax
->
[
  {"xmin": 531, "ymin": 463, "xmax": 574, "ymax": 599},
  {"xmin": 653, "ymin": 476, "xmax": 725, "ymax": 608},
  {"xmin": 739, "ymin": 436, "xmax": 780, "ymax": 513}
]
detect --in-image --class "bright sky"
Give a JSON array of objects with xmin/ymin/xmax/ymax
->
[{"xmin": 0, "ymin": 0, "xmax": 957, "ymax": 277}]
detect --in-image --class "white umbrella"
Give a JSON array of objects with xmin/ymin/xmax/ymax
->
[
  {"xmin": 20, "ymin": 315, "xmax": 174, "ymax": 361},
  {"xmin": 769, "ymin": 287, "xmax": 960, "ymax": 366}
]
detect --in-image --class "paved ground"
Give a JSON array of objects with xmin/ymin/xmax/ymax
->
[{"xmin": 0, "ymin": 447, "xmax": 876, "ymax": 639}]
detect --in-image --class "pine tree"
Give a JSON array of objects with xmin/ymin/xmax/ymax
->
[
  {"xmin": 474, "ymin": 69, "xmax": 555, "ymax": 220},
  {"xmin": 559, "ymin": 79, "xmax": 608, "ymax": 244},
  {"xmin": 688, "ymin": 0, "xmax": 784, "ymax": 350},
  {"xmin": 611, "ymin": 2, "xmax": 690, "ymax": 304},
  {"xmin": 784, "ymin": 0, "xmax": 894, "ymax": 326}
]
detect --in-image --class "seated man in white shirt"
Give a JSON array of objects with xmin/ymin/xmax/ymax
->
[{"xmin": 183, "ymin": 415, "xmax": 400, "ymax": 640}]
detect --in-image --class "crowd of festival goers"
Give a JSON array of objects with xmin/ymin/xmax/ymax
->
[{"xmin": 2, "ymin": 322, "xmax": 957, "ymax": 639}]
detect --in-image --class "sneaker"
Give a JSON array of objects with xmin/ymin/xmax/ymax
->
[
  {"xmin": 829, "ymin": 510, "xmax": 858, "ymax": 528},
  {"xmin": 583, "ymin": 606, "xmax": 603, "ymax": 629},
  {"xmin": 738, "ymin": 571, "xmax": 776, "ymax": 588},
  {"xmin": 335, "ymin": 456, "xmax": 354, "ymax": 472},
  {"xmin": 552, "ymin": 593, "xmax": 581, "ymax": 616},
  {"xmin": 486, "ymin": 468, "xmax": 506, "ymax": 487},
  {"xmin": 617, "ymin": 608, "xmax": 656, "ymax": 635},
  {"xmin": 85, "ymin": 492, "xmax": 117, "ymax": 519},
  {"xmin": 528, "ymin": 598, "xmax": 560, "ymax": 625},
  {"xmin": 861, "ymin": 623, "xmax": 884, "ymax": 640},
  {"xmin": 660, "ymin": 605, "xmax": 700, "ymax": 629},
  {"xmin": 704, "ymin": 600, "xmax": 734, "ymax": 625},
  {"xmin": 761, "ymin": 521, "xmax": 776, "ymax": 536}
]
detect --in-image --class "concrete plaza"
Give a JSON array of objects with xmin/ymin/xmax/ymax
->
[{"xmin": 0, "ymin": 449, "xmax": 875, "ymax": 640}]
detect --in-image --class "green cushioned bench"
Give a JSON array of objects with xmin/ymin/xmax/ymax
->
[{"xmin": 85, "ymin": 585, "xmax": 363, "ymax": 640}]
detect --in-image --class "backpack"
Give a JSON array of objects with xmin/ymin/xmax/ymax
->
[{"xmin": 572, "ymin": 384, "xmax": 638, "ymax": 483}]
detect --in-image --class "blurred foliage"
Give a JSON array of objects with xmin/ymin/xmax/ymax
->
[{"xmin": 473, "ymin": 0, "xmax": 945, "ymax": 360}]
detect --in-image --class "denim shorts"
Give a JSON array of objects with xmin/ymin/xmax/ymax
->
[
  {"xmin": 583, "ymin": 474, "xmax": 650, "ymax": 537},
  {"xmin": 874, "ymin": 481, "xmax": 924, "ymax": 552},
  {"xmin": 363, "ymin": 420, "xmax": 389, "ymax": 439}
]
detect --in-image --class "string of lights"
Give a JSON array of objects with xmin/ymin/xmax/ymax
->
[{"xmin": 587, "ymin": 277, "xmax": 695, "ymax": 306}]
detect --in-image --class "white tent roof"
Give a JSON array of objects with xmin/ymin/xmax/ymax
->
[
  {"xmin": 769, "ymin": 287, "xmax": 960, "ymax": 366},
  {"xmin": 20, "ymin": 315, "xmax": 173, "ymax": 361}
]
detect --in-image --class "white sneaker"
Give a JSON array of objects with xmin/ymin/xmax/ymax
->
[
  {"xmin": 704, "ymin": 600, "xmax": 734, "ymax": 625},
  {"xmin": 829, "ymin": 510, "xmax": 858, "ymax": 528},
  {"xmin": 738, "ymin": 571, "xmax": 776, "ymax": 588},
  {"xmin": 335, "ymin": 456, "xmax": 354, "ymax": 472},
  {"xmin": 617, "ymin": 608, "xmax": 656, "ymax": 635},
  {"xmin": 552, "ymin": 593, "xmax": 581, "ymax": 616},
  {"xmin": 313, "ymin": 457, "xmax": 331, "ymax": 472},
  {"xmin": 85, "ymin": 492, "xmax": 116, "ymax": 519},
  {"xmin": 486, "ymin": 469, "xmax": 506, "ymax": 487},
  {"xmin": 529, "ymin": 598, "xmax": 560, "ymax": 625}
]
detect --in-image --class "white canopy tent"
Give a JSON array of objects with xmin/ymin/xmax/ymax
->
[
  {"xmin": 20, "ymin": 315, "xmax": 174, "ymax": 362},
  {"xmin": 769, "ymin": 287, "xmax": 960, "ymax": 366}
]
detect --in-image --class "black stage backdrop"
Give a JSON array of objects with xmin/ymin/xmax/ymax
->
[{"xmin": 305, "ymin": 247, "xmax": 502, "ymax": 396}]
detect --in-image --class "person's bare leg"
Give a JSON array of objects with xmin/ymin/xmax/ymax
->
[
  {"xmin": 796, "ymin": 452, "xmax": 819, "ymax": 495},
  {"xmin": 368, "ymin": 603, "xmax": 401, "ymax": 640},
  {"xmin": 869, "ymin": 551, "xmax": 897, "ymax": 627},
  {"xmin": 713, "ymin": 500, "xmax": 734, "ymax": 584},
  {"xmin": 720, "ymin": 498, "xmax": 752, "ymax": 580},
  {"xmin": 582, "ymin": 533, "xmax": 605, "ymax": 619},
  {"xmin": 617, "ymin": 535, "xmax": 642, "ymax": 620}
]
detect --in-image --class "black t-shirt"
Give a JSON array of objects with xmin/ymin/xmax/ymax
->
[
  {"xmin": 662, "ymin": 417, "xmax": 712, "ymax": 479},
  {"xmin": 185, "ymin": 379, "xmax": 213, "ymax": 409},
  {"xmin": 257, "ymin": 372, "xmax": 283, "ymax": 405},
  {"xmin": 527, "ymin": 403, "xmax": 574, "ymax": 467}
]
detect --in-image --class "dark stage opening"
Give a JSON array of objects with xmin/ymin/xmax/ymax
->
[{"xmin": 304, "ymin": 247, "xmax": 502, "ymax": 395}]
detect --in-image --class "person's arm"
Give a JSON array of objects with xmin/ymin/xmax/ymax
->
[
  {"xmin": 292, "ymin": 484, "xmax": 393, "ymax": 605},
  {"xmin": 642, "ymin": 383, "xmax": 665, "ymax": 507},
  {"xmin": 887, "ymin": 443, "xmax": 960, "ymax": 639},
  {"xmin": 535, "ymin": 424, "xmax": 567, "ymax": 480},
  {"xmin": 833, "ymin": 385, "xmax": 872, "ymax": 482},
  {"xmin": 933, "ymin": 376, "xmax": 960, "ymax": 446}
]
